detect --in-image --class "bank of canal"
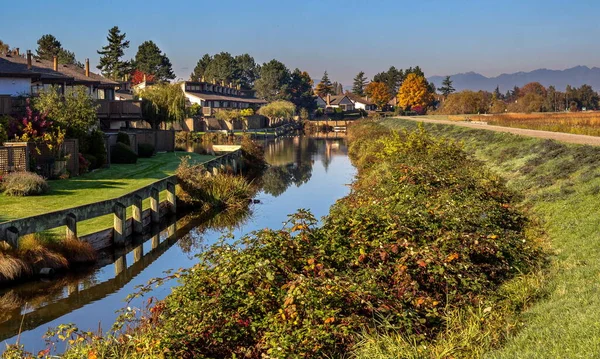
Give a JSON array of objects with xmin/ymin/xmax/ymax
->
[{"xmin": 0, "ymin": 136, "xmax": 355, "ymax": 353}]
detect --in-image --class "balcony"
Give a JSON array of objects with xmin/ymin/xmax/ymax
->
[{"xmin": 95, "ymin": 100, "xmax": 143, "ymax": 119}]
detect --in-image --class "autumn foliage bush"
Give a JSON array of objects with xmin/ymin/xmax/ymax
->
[{"xmin": 50, "ymin": 123, "xmax": 540, "ymax": 358}]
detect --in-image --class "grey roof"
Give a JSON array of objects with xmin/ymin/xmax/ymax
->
[
  {"xmin": 345, "ymin": 93, "xmax": 375, "ymax": 105},
  {"xmin": 0, "ymin": 53, "xmax": 118, "ymax": 86}
]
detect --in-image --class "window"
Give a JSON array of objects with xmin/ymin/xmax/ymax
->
[
  {"xmin": 213, "ymin": 101, "xmax": 220, "ymax": 108},
  {"xmin": 186, "ymin": 85, "xmax": 191, "ymax": 91},
  {"xmin": 223, "ymin": 101, "xmax": 229, "ymax": 108}
]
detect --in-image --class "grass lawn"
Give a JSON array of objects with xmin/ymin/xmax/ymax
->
[
  {"xmin": 382, "ymin": 118, "xmax": 600, "ymax": 358},
  {"xmin": 0, "ymin": 152, "xmax": 214, "ymax": 236}
]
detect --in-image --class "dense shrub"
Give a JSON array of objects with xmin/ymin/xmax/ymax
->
[
  {"xmin": 110, "ymin": 142, "xmax": 138, "ymax": 164},
  {"xmin": 138, "ymin": 143, "xmax": 155, "ymax": 158},
  {"xmin": 82, "ymin": 154, "xmax": 97, "ymax": 170},
  {"xmin": 240, "ymin": 134, "xmax": 267, "ymax": 177},
  {"xmin": 116, "ymin": 131, "xmax": 131, "ymax": 146},
  {"xmin": 87, "ymin": 129, "xmax": 107, "ymax": 169},
  {"xmin": 1, "ymin": 171, "xmax": 49, "ymax": 196},
  {"xmin": 0, "ymin": 115, "xmax": 11, "ymax": 144}
]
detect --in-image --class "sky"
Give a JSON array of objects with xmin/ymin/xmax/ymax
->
[{"xmin": 1, "ymin": 0, "xmax": 599, "ymax": 86}]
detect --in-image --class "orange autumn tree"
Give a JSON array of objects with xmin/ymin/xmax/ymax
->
[
  {"xmin": 365, "ymin": 81, "xmax": 392, "ymax": 110},
  {"xmin": 397, "ymin": 73, "xmax": 434, "ymax": 111}
]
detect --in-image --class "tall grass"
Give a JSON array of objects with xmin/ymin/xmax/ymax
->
[
  {"xmin": 467, "ymin": 112, "xmax": 600, "ymax": 137},
  {"xmin": 0, "ymin": 233, "xmax": 96, "ymax": 284}
]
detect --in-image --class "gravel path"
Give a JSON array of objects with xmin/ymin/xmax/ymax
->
[{"xmin": 396, "ymin": 116, "xmax": 600, "ymax": 146}]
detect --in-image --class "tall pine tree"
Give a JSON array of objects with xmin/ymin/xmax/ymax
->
[
  {"xmin": 315, "ymin": 71, "xmax": 334, "ymax": 97},
  {"xmin": 352, "ymin": 71, "xmax": 367, "ymax": 96},
  {"xmin": 97, "ymin": 26, "xmax": 131, "ymax": 80},
  {"xmin": 133, "ymin": 40, "xmax": 175, "ymax": 82},
  {"xmin": 437, "ymin": 76, "xmax": 455, "ymax": 98},
  {"xmin": 36, "ymin": 34, "xmax": 82, "ymax": 67}
]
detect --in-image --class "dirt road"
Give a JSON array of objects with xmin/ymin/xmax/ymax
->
[{"xmin": 395, "ymin": 116, "xmax": 600, "ymax": 146}]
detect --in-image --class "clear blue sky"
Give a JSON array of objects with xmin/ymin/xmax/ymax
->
[{"xmin": 1, "ymin": 0, "xmax": 599, "ymax": 85}]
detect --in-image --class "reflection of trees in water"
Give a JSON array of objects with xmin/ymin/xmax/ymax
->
[
  {"xmin": 261, "ymin": 162, "xmax": 313, "ymax": 197},
  {"xmin": 177, "ymin": 207, "xmax": 252, "ymax": 255}
]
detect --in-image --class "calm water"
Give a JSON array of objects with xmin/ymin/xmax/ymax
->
[{"xmin": 0, "ymin": 135, "xmax": 354, "ymax": 353}]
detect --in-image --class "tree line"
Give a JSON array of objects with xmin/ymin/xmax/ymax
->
[{"xmin": 437, "ymin": 81, "xmax": 600, "ymax": 114}]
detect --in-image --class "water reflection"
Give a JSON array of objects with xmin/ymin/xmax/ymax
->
[{"xmin": 1, "ymin": 135, "xmax": 354, "ymax": 353}]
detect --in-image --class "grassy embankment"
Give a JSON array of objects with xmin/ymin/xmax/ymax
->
[
  {"xmin": 375, "ymin": 118, "xmax": 600, "ymax": 358},
  {"xmin": 0, "ymin": 152, "xmax": 213, "ymax": 236},
  {"xmin": 15, "ymin": 122, "xmax": 542, "ymax": 358},
  {"xmin": 429, "ymin": 112, "xmax": 600, "ymax": 137}
]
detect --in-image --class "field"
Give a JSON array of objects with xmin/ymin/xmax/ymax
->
[
  {"xmin": 378, "ymin": 118, "xmax": 600, "ymax": 358},
  {"xmin": 444, "ymin": 112, "xmax": 600, "ymax": 137}
]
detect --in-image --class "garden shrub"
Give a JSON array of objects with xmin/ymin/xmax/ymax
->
[
  {"xmin": 110, "ymin": 142, "xmax": 138, "ymax": 164},
  {"xmin": 78, "ymin": 153, "xmax": 90, "ymax": 175},
  {"xmin": 87, "ymin": 129, "xmax": 107, "ymax": 169},
  {"xmin": 116, "ymin": 131, "xmax": 131, "ymax": 146},
  {"xmin": 82, "ymin": 154, "xmax": 97, "ymax": 170},
  {"xmin": 1, "ymin": 171, "xmax": 49, "ymax": 196},
  {"xmin": 0, "ymin": 115, "xmax": 11, "ymax": 144},
  {"xmin": 137, "ymin": 143, "xmax": 155, "ymax": 158}
]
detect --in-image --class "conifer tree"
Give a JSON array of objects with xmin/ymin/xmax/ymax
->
[
  {"xmin": 191, "ymin": 54, "xmax": 212, "ymax": 81},
  {"xmin": 97, "ymin": 26, "xmax": 131, "ymax": 80},
  {"xmin": 437, "ymin": 76, "xmax": 455, "ymax": 98},
  {"xmin": 133, "ymin": 40, "xmax": 175, "ymax": 81},
  {"xmin": 315, "ymin": 71, "xmax": 334, "ymax": 97},
  {"xmin": 352, "ymin": 71, "xmax": 368, "ymax": 96}
]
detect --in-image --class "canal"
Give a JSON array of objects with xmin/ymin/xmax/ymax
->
[{"xmin": 0, "ymin": 135, "xmax": 354, "ymax": 353}]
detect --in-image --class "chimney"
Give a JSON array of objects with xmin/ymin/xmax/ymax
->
[
  {"xmin": 326, "ymin": 94, "xmax": 331, "ymax": 106},
  {"xmin": 26, "ymin": 50, "xmax": 32, "ymax": 69},
  {"xmin": 85, "ymin": 58, "xmax": 90, "ymax": 77},
  {"xmin": 15, "ymin": 48, "xmax": 19, "ymax": 56},
  {"xmin": 53, "ymin": 56, "xmax": 58, "ymax": 71},
  {"xmin": 201, "ymin": 76, "xmax": 205, "ymax": 82},
  {"xmin": 143, "ymin": 73, "xmax": 147, "ymax": 83}
]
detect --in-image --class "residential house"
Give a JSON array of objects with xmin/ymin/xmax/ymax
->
[
  {"xmin": 345, "ymin": 93, "xmax": 377, "ymax": 111},
  {"xmin": 181, "ymin": 80, "xmax": 267, "ymax": 117},
  {"xmin": 316, "ymin": 94, "xmax": 355, "ymax": 112},
  {"xmin": 0, "ymin": 49, "xmax": 142, "ymax": 130}
]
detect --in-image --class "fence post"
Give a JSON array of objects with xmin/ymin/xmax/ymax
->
[
  {"xmin": 132, "ymin": 195, "xmax": 143, "ymax": 234},
  {"xmin": 114, "ymin": 254, "xmax": 126, "ymax": 276},
  {"xmin": 113, "ymin": 202, "xmax": 126, "ymax": 246},
  {"xmin": 150, "ymin": 188, "xmax": 160, "ymax": 223},
  {"xmin": 65, "ymin": 213, "xmax": 77, "ymax": 240},
  {"xmin": 167, "ymin": 181, "xmax": 177, "ymax": 214}
]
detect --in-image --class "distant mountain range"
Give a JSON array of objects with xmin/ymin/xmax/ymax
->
[{"xmin": 428, "ymin": 66, "xmax": 600, "ymax": 93}]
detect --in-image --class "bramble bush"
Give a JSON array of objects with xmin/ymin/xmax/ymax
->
[{"xmin": 49, "ymin": 123, "xmax": 540, "ymax": 358}]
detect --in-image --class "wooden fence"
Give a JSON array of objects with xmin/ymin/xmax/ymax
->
[
  {"xmin": 0, "ymin": 148, "xmax": 243, "ymax": 249},
  {"xmin": 0, "ymin": 143, "xmax": 29, "ymax": 173}
]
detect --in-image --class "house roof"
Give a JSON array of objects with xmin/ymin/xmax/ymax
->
[
  {"xmin": 186, "ymin": 91, "xmax": 267, "ymax": 104},
  {"xmin": 0, "ymin": 53, "xmax": 118, "ymax": 87},
  {"xmin": 0, "ymin": 54, "xmax": 71, "ymax": 81},
  {"xmin": 345, "ymin": 93, "xmax": 375, "ymax": 105},
  {"xmin": 318, "ymin": 95, "xmax": 352, "ymax": 105}
]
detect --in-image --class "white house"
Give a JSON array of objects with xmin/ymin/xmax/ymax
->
[
  {"xmin": 346, "ymin": 93, "xmax": 377, "ymax": 111},
  {"xmin": 181, "ymin": 80, "xmax": 267, "ymax": 117},
  {"xmin": 316, "ymin": 94, "xmax": 355, "ymax": 111}
]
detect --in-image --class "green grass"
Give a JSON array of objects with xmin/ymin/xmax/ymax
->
[
  {"xmin": 380, "ymin": 118, "xmax": 600, "ymax": 358},
  {"xmin": 0, "ymin": 152, "xmax": 214, "ymax": 235}
]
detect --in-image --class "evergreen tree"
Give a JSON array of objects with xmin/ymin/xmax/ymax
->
[
  {"xmin": 133, "ymin": 40, "xmax": 175, "ymax": 82},
  {"xmin": 36, "ymin": 34, "xmax": 82, "ymax": 67},
  {"xmin": 337, "ymin": 83, "xmax": 343, "ymax": 95},
  {"xmin": 190, "ymin": 54, "xmax": 212, "ymax": 81},
  {"xmin": 254, "ymin": 59, "xmax": 291, "ymax": 102},
  {"xmin": 204, "ymin": 52, "xmax": 237, "ymax": 84},
  {"xmin": 97, "ymin": 26, "xmax": 131, "ymax": 80},
  {"xmin": 315, "ymin": 71, "xmax": 334, "ymax": 97},
  {"xmin": 234, "ymin": 54, "xmax": 259, "ymax": 89},
  {"xmin": 373, "ymin": 66, "xmax": 404, "ymax": 96},
  {"xmin": 36, "ymin": 34, "xmax": 62, "ymax": 60},
  {"xmin": 352, "ymin": 71, "xmax": 368, "ymax": 96},
  {"xmin": 288, "ymin": 69, "xmax": 316, "ymax": 111},
  {"xmin": 493, "ymin": 85, "xmax": 502, "ymax": 100},
  {"xmin": 437, "ymin": 76, "xmax": 456, "ymax": 98}
]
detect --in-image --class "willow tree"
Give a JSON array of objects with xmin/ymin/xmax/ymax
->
[{"xmin": 138, "ymin": 83, "xmax": 186, "ymax": 129}]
